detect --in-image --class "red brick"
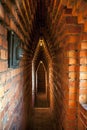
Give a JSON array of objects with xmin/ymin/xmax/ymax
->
[
  {"xmin": 80, "ymin": 66, "xmax": 87, "ymax": 72},
  {"xmin": 67, "ymin": 50, "xmax": 76, "ymax": 58},
  {"xmin": 84, "ymin": 21, "xmax": 87, "ymax": 32},
  {"xmin": 3, "ymin": 40, "xmax": 8, "ymax": 49},
  {"xmin": 4, "ymin": 82, "xmax": 11, "ymax": 92},
  {"xmin": 80, "ymin": 81, "xmax": 87, "ymax": 88},
  {"xmin": 64, "ymin": 8, "xmax": 72, "ymax": 15},
  {"xmin": 81, "ymin": 32, "xmax": 87, "ymax": 41},
  {"xmin": 0, "ymin": 86, "xmax": 4, "ymax": 98},
  {"xmin": 0, "ymin": 49, "xmax": 7, "ymax": 60},
  {"xmin": 78, "ymin": 118, "xmax": 86, "ymax": 130},
  {"xmin": 67, "ymin": 112, "xmax": 76, "ymax": 120},
  {"xmin": 66, "ymin": 35, "xmax": 80, "ymax": 44},
  {"xmin": 69, "ymin": 100, "xmax": 76, "ymax": 107},
  {"xmin": 80, "ymin": 50, "xmax": 87, "ymax": 57},
  {"xmin": 65, "ymin": 16, "xmax": 77, "ymax": 24},
  {"xmin": 69, "ymin": 88, "xmax": 76, "ymax": 97},
  {"xmin": 0, "ymin": 109, "xmax": 4, "ymax": 120},
  {"xmin": 69, "ymin": 72, "xmax": 76, "ymax": 79},
  {"xmin": 69, "ymin": 93, "xmax": 76, "ymax": 100},
  {"xmin": 0, "ymin": 36, "xmax": 3, "ymax": 46},
  {"xmin": 66, "ymin": 43, "xmax": 78, "ymax": 50},
  {"xmin": 0, "ymin": 61, "xmax": 8, "ymax": 72},
  {"xmin": 80, "ymin": 73, "xmax": 87, "ymax": 80},
  {"xmin": 80, "ymin": 58, "xmax": 87, "ymax": 64},
  {"xmin": 66, "ymin": 123, "xmax": 77, "ymax": 130},
  {"xmin": 65, "ymin": 25, "xmax": 82, "ymax": 34},
  {"xmin": 69, "ymin": 58, "xmax": 76, "ymax": 65},
  {"xmin": 1, "ymin": 96, "xmax": 7, "ymax": 109},
  {"xmin": 80, "ymin": 42, "xmax": 87, "ymax": 49},
  {"xmin": 68, "ymin": 108, "xmax": 77, "ymax": 115},
  {"xmin": 0, "ymin": 4, "xmax": 4, "ymax": 20},
  {"xmin": 0, "ymin": 24, "xmax": 4, "ymax": 35},
  {"xmin": 6, "ymin": 72, "xmax": 11, "ymax": 82},
  {"xmin": 6, "ymin": 89, "xmax": 13, "ymax": 100},
  {"xmin": 0, "ymin": 74, "xmax": 6, "ymax": 84},
  {"xmin": 79, "ymin": 89, "xmax": 87, "ymax": 94},
  {"xmin": 69, "ymin": 81, "xmax": 76, "ymax": 87},
  {"xmin": 69, "ymin": 65, "xmax": 78, "ymax": 71}
]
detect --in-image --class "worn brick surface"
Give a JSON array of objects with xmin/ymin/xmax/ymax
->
[{"xmin": 0, "ymin": 0, "xmax": 87, "ymax": 130}]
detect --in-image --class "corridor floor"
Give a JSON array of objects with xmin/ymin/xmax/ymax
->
[
  {"xmin": 35, "ymin": 93, "xmax": 50, "ymax": 108},
  {"xmin": 30, "ymin": 108, "xmax": 55, "ymax": 130},
  {"xmin": 29, "ymin": 93, "xmax": 55, "ymax": 130}
]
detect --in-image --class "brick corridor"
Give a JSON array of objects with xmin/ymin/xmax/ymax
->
[
  {"xmin": 30, "ymin": 93, "xmax": 54, "ymax": 130},
  {"xmin": 0, "ymin": 1, "xmax": 87, "ymax": 129}
]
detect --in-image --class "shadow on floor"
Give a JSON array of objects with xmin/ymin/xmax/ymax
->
[
  {"xmin": 29, "ymin": 108, "xmax": 56, "ymax": 130},
  {"xmin": 34, "ymin": 93, "xmax": 50, "ymax": 108}
]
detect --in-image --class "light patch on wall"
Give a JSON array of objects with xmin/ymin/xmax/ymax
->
[
  {"xmin": 40, "ymin": 61, "xmax": 42, "ymax": 63},
  {"xmin": 39, "ymin": 39, "xmax": 43, "ymax": 46}
]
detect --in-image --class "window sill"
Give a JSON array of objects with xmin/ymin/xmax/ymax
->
[{"xmin": 81, "ymin": 103, "xmax": 87, "ymax": 111}]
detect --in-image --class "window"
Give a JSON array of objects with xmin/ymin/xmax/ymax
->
[{"xmin": 7, "ymin": 30, "xmax": 23, "ymax": 68}]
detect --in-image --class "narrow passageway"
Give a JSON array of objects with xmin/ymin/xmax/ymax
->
[
  {"xmin": 31, "ymin": 38, "xmax": 53, "ymax": 129},
  {"xmin": 0, "ymin": 0, "xmax": 87, "ymax": 130}
]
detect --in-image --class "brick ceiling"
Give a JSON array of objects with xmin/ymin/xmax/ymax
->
[{"xmin": 1, "ymin": 0, "xmax": 86, "ymax": 67}]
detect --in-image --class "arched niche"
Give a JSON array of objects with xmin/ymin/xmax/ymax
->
[{"xmin": 36, "ymin": 61, "xmax": 47, "ymax": 93}]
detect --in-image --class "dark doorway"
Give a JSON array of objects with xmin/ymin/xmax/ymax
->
[
  {"xmin": 37, "ymin": 61, "xmax": 46, "ymax": 93},
  {"xmin": 35, "ymin": 61, "xmax": 49, "ymax": 108}
]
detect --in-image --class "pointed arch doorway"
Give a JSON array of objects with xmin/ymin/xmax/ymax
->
[
  {"xmin": 35, "ymin": 61, "xmax": 48, "ymax": 107},
  {"xmin": 32, "ymin": 38, "xmax": 52, "ymax": 108},
  {"xmin": 36, "ymin": 61, "xmax": 46, "ymax": 94}
]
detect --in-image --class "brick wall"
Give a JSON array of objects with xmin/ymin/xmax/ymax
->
[
  {"xmin": 0, "ymin": 23, "xmax": 24, "ymax": 130},
  {"xmin": 0, "ymin": 2, "xmax": 24, "ymax": 129},
  {"xmin": 0, "ymin": 0, "xmax": 87, "ymax": 130},
  {"xmin": 47, "ymin": 0, "xmax": 87, "ymax": 129}
]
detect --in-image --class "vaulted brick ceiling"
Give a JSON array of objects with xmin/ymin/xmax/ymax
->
[
  {"xmin": 1, "ymin": 0, "xmax": 60, "ymax": 49},
  {"xmin": 1, "ymin": 0, "xmax": 86, "ymax": 63},
  {"xmin": 13, "ymin": 0, "xmax": 60, "ymax": 64}
]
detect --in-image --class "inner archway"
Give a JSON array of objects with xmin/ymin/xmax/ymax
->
[
  {"xmin": 37, "ymin": 61, "xmax": 46, "ymax": 93},
  {"xmin": 35, "ymin": 61, "xmax": 48, "ymax": 107},
  {"xmin": 32, "ymin": 38, "xmax": 53, "ymax": 108}
]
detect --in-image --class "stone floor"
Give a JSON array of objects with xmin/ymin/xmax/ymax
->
[
  {"xmin": 29, "ymin": 93, "xmax": 55, "ymax": 130},
  {"xmin": 34, "ymin": 93, "xmax": 50, "ymax": 108},
  {"xmin": 30, "ymin": 108, "xmax": 55, "ymax": 130}
]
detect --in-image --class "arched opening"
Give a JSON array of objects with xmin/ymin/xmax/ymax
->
[
  {"xmin": 35, "ymin": 61, "xmax": 49, "ymax": 107},
  {"xmin": 36, "ymin": 61, "xmax": 46, "ymax": 93},
  {"xmin": 32, "ymin": 38, "xmax": 52, "ymax": 108}
]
